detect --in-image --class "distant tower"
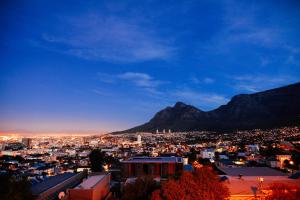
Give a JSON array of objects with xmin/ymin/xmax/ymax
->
[
  {"xmin": 168, "ymin": 129, "xmax": 171, "ymax": 133},
  {"xmin": 137, "ymin": 135, "xmax": 142, "ymax": 144},
  {"xmin": 156, "ymin": 129, "xmax": 159, "ymax": 134},
  {"xmin": 163, "ymin": 129, "xmax": 166, "ymax": 134},
  {"xmin": 22, "ymin": 138, "xmax": 32, "ymax": 148},
  {"xmin": 82, "ymin": 137, "xmax": 88, "ymax": 144}
]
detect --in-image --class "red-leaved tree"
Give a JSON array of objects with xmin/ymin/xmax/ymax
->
[
  {"xmin": 151, "ymin": 167, "xmax": 230, "ymax": 200},
  {"xmin": 265, "ymin": 183, "xmax": 300, "ymax": 200}
]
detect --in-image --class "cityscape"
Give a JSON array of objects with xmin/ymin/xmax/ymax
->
[
  {"xmin": 1, "ymin": 125, "xmax": 300, "ymax": 199},
  {"xmin": 1, "ymin": 0, "xmax": 300, "ymax": 200}
]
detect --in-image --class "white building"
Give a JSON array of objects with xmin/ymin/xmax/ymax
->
[
  {"xmin": 68, "ymin": 173, "xmax": 111, "ymax": 200},
  {"xmin": 200, "ymin": 148, "xmax": 215, "ymax": 159},
  {"xmin": 137, "ymin": 135, "xmax": 142, "ymax": 144}
]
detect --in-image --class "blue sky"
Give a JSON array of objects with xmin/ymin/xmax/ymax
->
[{"xmin": 1, "ymin": 0, "xmax": 300, "ymax": 132}]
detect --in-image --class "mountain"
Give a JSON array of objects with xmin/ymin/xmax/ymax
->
[{"xmin": 120, "ymin": 82, "xmax": 300, "ymax": 133}]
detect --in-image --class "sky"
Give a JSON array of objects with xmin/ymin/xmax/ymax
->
[{"xmin": 1, "ymin": 0, "xmax": 300, "ymax": 133}]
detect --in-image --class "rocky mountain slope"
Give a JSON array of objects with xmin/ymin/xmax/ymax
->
[{"xmin": 120, "ymin": 82, "xmax": 300, "ymax": 133}]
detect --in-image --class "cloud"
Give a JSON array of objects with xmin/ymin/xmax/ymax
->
[
  {"xmin": 190, "ymin": 76, "xmax": 215, "ymax": 84},
  {"xmin": 173, "ymin": 88, "xmax": 229, "ymax": 110},
  {"xmin": 96, "ymin": 72, "xmax": 230, "ymax": 110},
  {"xmin": 260, "ymin": 57, "xmax": 271, "ymax": 67},
  {"xmin": 203, "ymin": 77, "xmax": 215, "ymax": 84},
  {"xmin": 117, "ymin": 72, "xmax": 162, "ymax": 88},
  {"xmin": 232, "ymin": 74, "xmax": 298, "ymax": 92},
  {"xmin": 190, "ymin": 76, "xmax": 201, "ymax": 84},
  {"xmin": 91, "ymin": 89, "xmax": 112, "ymax": 96},
  {"xmin": 201, "ymin": 0, "xmax": 297, "ymax": 54},
  {"xmin": 286, "ymin": 55, "xmax": 299, "ymax": 66},
  {"xmin": 97, "ymin": 72, "xmax": 165, "ymax": 95},
  {"xmin": 222, "ymin": 2, "xmax": 281, "ymax": 47},
  {"xmin": 41, "ymin": 14, "xmax": 175, "ymax": 62}
]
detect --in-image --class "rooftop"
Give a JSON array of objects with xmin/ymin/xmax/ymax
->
[
  {"xmin": 225, "ymin": 176, "xmax": 300, "ymax": 197},
  {"xmin": 122, "ymin": 157, "xmax": 183, "ymax": 163},
  {"xmin": 31, "ymin": 173, "xmax": 76, "ymax": 195},
  {"xmin": 75, "ymin": 175, "xmax": 107, "ymax": 189},
  {"xmin": 219, "ymin": 167, "xmax": 286, "ymax": 176}
]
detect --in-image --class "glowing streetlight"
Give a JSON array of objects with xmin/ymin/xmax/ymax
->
[{"xmin": 289, "ymin": 161, "xmax": 295, "ymax": 174}]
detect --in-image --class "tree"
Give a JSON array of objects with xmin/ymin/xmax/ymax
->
[
  {"xmin": 283, "ymin": 159, "xmax": 290, "ymax": 169},
  {"xmin": 265, "ymin": 183, "xmax": 300, "ymax": 200},
  {"xmin": 198, "ymin": 158, "xmax": 212, "ymax": 166},
  {"xmin": 151, "ymin": 167, "xmax": 230, "ymax": 200},
  {"xmin": 151, "ymin": 190, "xmax": 163, "ymax": 200},
  {"xmin": 122, "ymin": 176, "xmax": 158, "ymax": 200},
  {"xmin": 89, "ymin": 149, "xmax": 105, "ymax": 172},
  {"xmin": 0, "ymin": 175, "xmax": 34, "ymax": 200},
  {"xmin": 187, "ymin": 148, "xmax": 197, "ymax": 163},
  {"xmin": 105, "ymin": 155, "xmax": 119, "ymax": 166}
]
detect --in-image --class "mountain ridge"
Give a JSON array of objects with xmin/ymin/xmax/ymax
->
[{"xmin": 117, "ymin": 82, "xmax": 300, "ymax": 133}]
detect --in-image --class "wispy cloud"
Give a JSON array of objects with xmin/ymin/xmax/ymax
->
[
  {"xmin": 260, "ymin": 57, "xmax": 271, "ymax": 67},
  {"xmin": 91, "ymin": 89, "xmax": 112, "ymax": 96},
  {"xmin": 232, "ymin": 74, "xmax": 298, "ymax": 92},
  {"xmin": 96, "ymin": 72, "xmax": 227, "ymax": 110},
  {"xmin": 190, "ymin": 76, "xmax": 215, "ymax": 84},
  {"xmin": 117, "ymin": 72, "xmax": 162, "ymax": 88},
  {"xmin": 286, "ymin": 55, "xmax": 300, "ymax": 66},
  {"xmin": 203, "ymin": 77, "xmax": 215, "ymax": 84},
  {"xmin": 41, "ymin": 14, "xmax": 175, "ymax": 62},
  {"xmin": 201, "ymin": 0, "xmax": 297, "ymax": 55},
  {"xmin": 97, "ymin": 72, "xmax": 166, "ymax": 95},
  {"xmin": 222, "ymin": 1, "xmax": 281, "ymax": 48}
]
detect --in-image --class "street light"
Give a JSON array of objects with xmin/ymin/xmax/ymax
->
[
  {"xmin": 258, "ymin": 177, "xmax": 264, "ymax": 191},
  {"xmin": 289, "ymin": 160, "xmax": 294, "ymax": 174}
]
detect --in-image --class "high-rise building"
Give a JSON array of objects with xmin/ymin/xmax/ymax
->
[
  {"xmin": 68, "ymin": 173, "xmax": 111, "ymax": 200},
  {"xmin": 137, "ymin": 135, "xmax": 142, "ymax": 144},
  {"xmin": 121, "ymin": 157, "xmax": 184, "ymax": 179},
  {"xmin": 22, "ymin": 138, "xmax": 32, "ymax": 148}
]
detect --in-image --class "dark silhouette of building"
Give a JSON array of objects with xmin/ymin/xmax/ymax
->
[
  {"xmin": 22, "ymin": 138, "xmax": 32, "ymax": 148},
  {"xmin": 121, "ymin": 157, "xmax": 183, "ymax": 179}
]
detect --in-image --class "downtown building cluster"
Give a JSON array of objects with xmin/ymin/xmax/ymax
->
[{"xmin": 0, "ymin": 126, "xmax": 300, "ymax": 199}]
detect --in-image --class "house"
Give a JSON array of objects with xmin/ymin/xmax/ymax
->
[
  {"xmin": 218, "ymin": 167, "xmax": 300, "ymax": 200},
  {"xmin": 121, "ymin": 157, "xmax": 183, "ymax": 179},
  {"xmin": 276, "ymin": 155, "xmax": 292, "ymax": 169},
  {"xmin": 68, "ymin": 173, "xmax": 111, "ymax": 200},
  {"xmin": 200, "ymin": 148, "xmax": 215, "ymax": 159},
  {"xmin": 267, "ymin": 158, "xmax": 281, "ymax": 168},
  {"xmin": 31, "ymin": 171, "xmax": 87, "ymax": 200}
]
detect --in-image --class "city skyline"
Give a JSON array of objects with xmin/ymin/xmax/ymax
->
[{"xmin": 1, "ymin": 0, "xmax": 300, "ymax": 132}]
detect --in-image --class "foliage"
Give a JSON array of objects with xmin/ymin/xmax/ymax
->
[
  {"xmin": 0, "ymin": 175, "xmax": 34, "ymax": 200},
  {"xmin": 291, "ymin": 153, "xmax": 300, "ymax": 170},
  {"xmin": 259, "ymin": 146, "xmax": 289, "ymax": 157},
  {"xmin": 122, "ymin": 176, "xmax": 158, "ymax": 200},
  {"xmin": 265, "ymin": 183, "xmax": 300, "ymax": 200},
  {"xmin": 151, "ymin": 167, "xmax": 230, "ymax": 200},
  {"xmin": 198, "ymin": 158, "xmax": 213, "ymax": 166},
  {"xmin": 187, "ymin": 147, "xmax": 197, "ymax": 163},
  {"xmin": 89, "ymin": 149, "xmax": 106, "ymax": 172},
  {"xmin": 89, "ymin": 149, "xmax": 120, "ymax": 172}
]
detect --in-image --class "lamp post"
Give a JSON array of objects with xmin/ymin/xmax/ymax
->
[
  {"xmin": 258, "ymin": 177, "xmax": 264, "ymax": 189},
  {"xmin": 289, "ymin": 160, "xmax": 294, "ymax": 174}
]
